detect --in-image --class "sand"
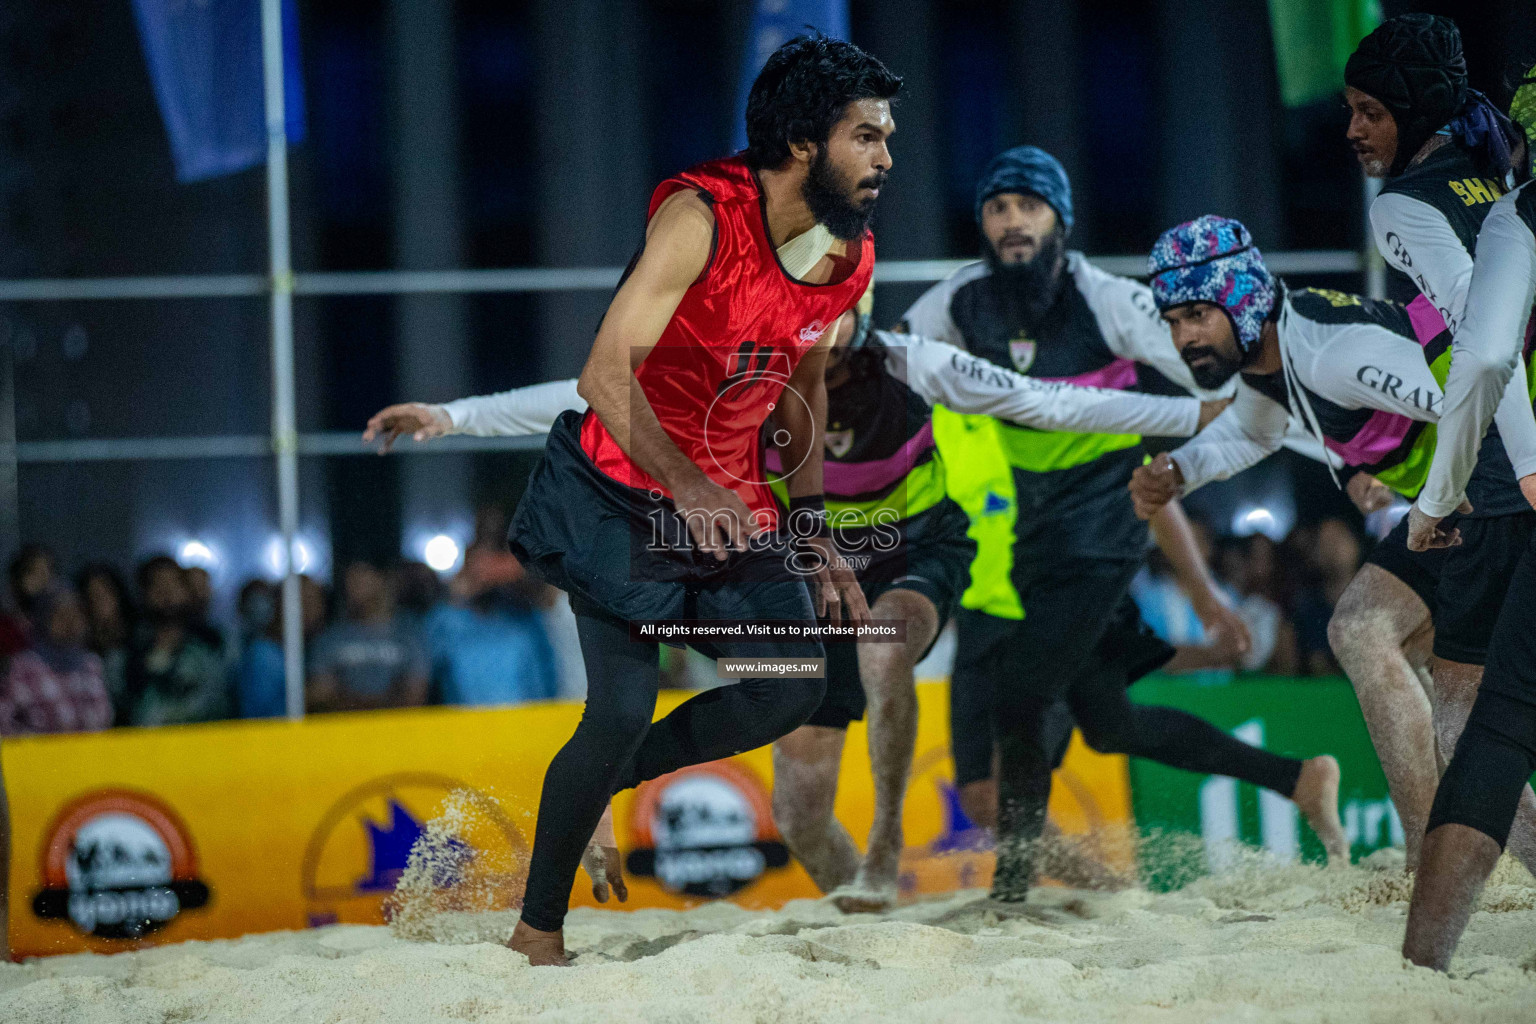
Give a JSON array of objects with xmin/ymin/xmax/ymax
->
[{"xmin": 6, "ymin": 847, "xmax": 1536, "ymax": 1024}]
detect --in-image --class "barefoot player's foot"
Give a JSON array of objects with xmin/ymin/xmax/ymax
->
[
  {"xmin": 507, "ymin": 920, "xmax": 570, "ymax": 966},
  {"xmin": 1293, "ymin": 755, "xmax": 1349, "ymax": 866},
  {"xmin": 831, "ymin": 837, "xmax": 904, "ymax": 914},
  {"xmin": 831, "ymin": 868, "xmax": 899, "ymax": 914}
]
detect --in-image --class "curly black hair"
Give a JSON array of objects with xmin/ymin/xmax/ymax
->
[{"xmin": 743, "ymin": 35, "xmax": 901, "ymax": 170}]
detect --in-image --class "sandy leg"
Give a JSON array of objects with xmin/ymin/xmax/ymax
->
[
  {"xmin": 831, "ymin": 589, "xmax": 937, "ymax": 914},
  {"xmin": 1430, "ymin": 659, "xmax": 1536, "ymax": 879},
  {"xmin": 772, "ymin": 726, "xmax": 860, "ymax": 893},
  {"xmin": 1328, "ymin": 566, "xmax": 1438, "ymax": 867},
  {"xmin": 1404, "ymin": 823, "xmax": 1502, "ymax": 970}
]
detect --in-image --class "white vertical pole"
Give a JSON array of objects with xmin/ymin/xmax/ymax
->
[
  {"xmin": 1363, "ymin": 174, "xmax": 1385, "ymax": 300},
  {"xmin": 260, "ymin": 0, "xmax": 304, "ymax": 720}
]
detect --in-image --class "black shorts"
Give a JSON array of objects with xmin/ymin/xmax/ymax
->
[
  {"xmin": 1364, "ymin": 512, "xmax": 1452, "ymax": 613},
  {"xmin": 509, "ymin": 410, "xmax": 821, "ymax": 654},
  {"xmin": 1432, "ymin": 512, "xmax": 1536, "ymax": 665},
  {"xmin": 806, "ymin": 498, "xmax": 976, "ymax": 730},
  {"xmin": 948, "ymin": 594, "xmax": 1174, "ymax": 787}
]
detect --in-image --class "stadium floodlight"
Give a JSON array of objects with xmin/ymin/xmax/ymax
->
[
  {"xmin": 423, "ymin": 534, "xmax": 462, "ymax": 573},
  {"xmin": 177, "ymin": 539, "xmax": 218, "ymax": 569}
]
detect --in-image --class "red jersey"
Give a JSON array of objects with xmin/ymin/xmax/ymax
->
[{"xmin": 580, "ymin": 157, "xmax": 874, "ymax": 527}]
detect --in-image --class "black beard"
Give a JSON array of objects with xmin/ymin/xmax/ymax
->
[
  {"xmin": 1181, "ymin": 344, "xmax": 1246, "ymax": 390},
  {"xmin": 803, "ymin": 148, "xmax": 882, "ymax": 241},
  {"xmin": 984, "ymin": 228, "xmax": 1066, "ymax": 332}
]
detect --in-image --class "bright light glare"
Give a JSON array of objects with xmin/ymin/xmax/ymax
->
[
  {"xmin": 178, "ymin": 539, "xmax": 217, "ymax": 569},
  {"xmin": 1232, "ymin": 505, "xmax": 1285, "ymax": 539},
  {"xmin": 423, "ymin": 534, "xmax": 461, "ymax": 573},
  {"xmin": 1243, "ymin": 508, "xmax": 1275, "ymax": 529}
]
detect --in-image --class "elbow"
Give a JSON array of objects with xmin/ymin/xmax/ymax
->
[
  {"xmin": 576, "ymin": 366, "xmax": 618, "ymax": 413},
  {"xmin": 1454, "ymin": 345, "xmax": 1515, "ymax": 396},
  {"xmin": 1479, "ymin": 347, "xmax": 1520, "ymax": 387}
]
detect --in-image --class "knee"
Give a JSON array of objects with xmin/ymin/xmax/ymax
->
[
  {"xmin": 1328, "ymin": 601, "xmax": 1403, "ymax": 670},
  {"xmin": 751, "ymin": 675, "xmax": 827, "ymax": 733},
  {"xmin": 1326, "ymin": 603, "xmax": 1369, "ymax": 662},
  {"xmin": 581, "ymin": 700, "xmax": 655, "ymax": 748},
  {"xmin": 1077, "ymin": 714, "xmax": 1133, "ymax": 756}
]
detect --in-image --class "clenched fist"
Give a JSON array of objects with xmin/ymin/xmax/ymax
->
[{"xmin": 1129, "ymin": 453, "xmax": 1184, "ymax": 520}]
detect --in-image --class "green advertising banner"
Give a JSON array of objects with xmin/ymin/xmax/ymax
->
[{"xmin": 1127, "ymin": 675, "xmax": 1399, "ymax": 889}]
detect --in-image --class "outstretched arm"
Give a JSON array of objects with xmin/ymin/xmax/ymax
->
[
  {"xmin": 1370, "ymin": 192, "xmax": 1475, "ymax": 333},
  {"xmin": 365, "ymin": 380, "xmax": 584, "ymax": 449},
  {"xmin": 889, "ymin": 332, "xmax": 1223, "ymax": 436}
]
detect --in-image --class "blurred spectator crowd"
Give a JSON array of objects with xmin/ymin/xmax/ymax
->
[
  {"xmin": 0, "ymin": 506, "xmax": 586, "ymax": 737},
  {"xmin": 1131, "ymin": 515, "xmax": 1368, "ymax": 681},
  {"xmin": 0, "ymin": 503, "xmax": 1373, "ymax": 738}
]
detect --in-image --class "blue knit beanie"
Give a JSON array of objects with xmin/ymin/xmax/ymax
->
[{"xmin": 973, "ymin": 146, "xmax": 1073, "ymax": 234}]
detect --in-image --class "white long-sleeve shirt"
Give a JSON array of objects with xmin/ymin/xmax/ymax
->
[
  {"xmin": 1371, "ymin": 159, "xmax": 1536, "ymax": 493},
  {"xmin": 442, "ymin": 331, "xmax": 1204, "ymax": 440},
  {"xmin": 1371, "ymin": 190, "xmax": 1478, "ymax": 335},
  {"xmin": 1419, "ymin": 186, "xmax": 1536, "ymax": 517},
  {"xmin": 1169, "ymin": 291, "xmax": 1501, "ymax": 494}
]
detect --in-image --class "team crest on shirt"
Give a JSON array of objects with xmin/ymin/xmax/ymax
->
[
  {"xmin": 797, "ymin": 320, "xmax": 828, "ymax": 346},
  {"xmin": 825, "ymin": 428, "xmax": 854, "ymax": 458},
  {"xmin": 1008, "ymin": 335, "xmax": 1036, "ymax": 372}
]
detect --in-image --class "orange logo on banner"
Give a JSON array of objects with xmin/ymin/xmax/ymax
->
[
  {"xmin": 624, "ymin": 760, "xmax": 790, "ymax": 898},
  {"xmin": 32, "ymin": 789, "xmax": 210, "ymax": 939}
]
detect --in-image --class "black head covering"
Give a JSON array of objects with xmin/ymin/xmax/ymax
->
[{"xmin": 1345, "ymin": 13, "xmax": 1467, "ymax": 176}]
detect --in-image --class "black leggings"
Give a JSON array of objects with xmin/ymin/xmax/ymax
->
[
  {"xmin": 979, "ymin": 559, "xmax": 1301, "ymax": 893},
  {"xmin": 1427, "ymin": 531, "xmax": 1536, "ymax": 847},
  {"xmin": 518, "ymin": 604, "xmax": 825, "ymax": 932},
  {"xmin": 1065, "ymin": 659, "xmax": 1301, "ymax": 794}
]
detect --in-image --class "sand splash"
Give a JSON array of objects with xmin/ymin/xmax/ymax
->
[{"xmin": 7, "ymin": 811, "xmax": 1536, "ymax": 1023}]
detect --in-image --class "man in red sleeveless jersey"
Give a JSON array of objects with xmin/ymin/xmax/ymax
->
[{"xmin": 503, "ymin": 37, "xmax": 900, "ymax": 965}]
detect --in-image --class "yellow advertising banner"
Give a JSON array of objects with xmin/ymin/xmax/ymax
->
[{"xmin": 2, "ymin": 682, "xmax": 1130, "ymax": 958}]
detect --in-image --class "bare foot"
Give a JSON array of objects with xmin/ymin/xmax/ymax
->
[
  {"xmin": 1293, "ymin": 755, "xmax": 1349, "ymax": 867},
  {"xmin": 831, "ymin": 881, "xmax": 898, "ymax": 915},
  {"xmin": 507, "ymin": 920, "xmax": 570, "ymax": 966}
]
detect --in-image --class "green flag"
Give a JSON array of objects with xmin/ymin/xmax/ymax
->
[{"xmin": 1268, "ymin": 0, "xmax": 1382, "ymax": 108}]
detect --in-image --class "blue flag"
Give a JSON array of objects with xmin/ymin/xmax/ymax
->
[
  {"xmin": 131, "ymin": 0, "xmax": 307, "ymax": 183},
  {"xmin": 732, "ymin": 0, "xmax": 850, "ymax": 153}
]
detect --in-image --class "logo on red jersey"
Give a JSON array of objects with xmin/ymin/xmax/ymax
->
[{"xmin": 798, "ymin": 320, "xmax": 828, "ymax": 346}]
